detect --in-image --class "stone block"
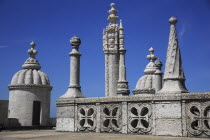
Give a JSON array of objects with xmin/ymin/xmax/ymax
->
[
  {"xmin": 57, "ymin": 106, "xmax": 75, "ymax": 118},
  {"xmin": 155, "ymin": 119, "xmax": 182, "ymax": 136},
  {"xmin": 155, "ymin": 101, "xmax": 181, "ymax": 119},
  {"xmin": 56, "ymin": 118, "xmax": 74, "ymax": 131}
]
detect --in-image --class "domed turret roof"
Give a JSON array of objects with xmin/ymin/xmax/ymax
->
[
  {"xmin": 11, "ymin": 69, "xmax": 50, "ymax": 85},
  {"xmin": 133, "ymin": 48, "xmax": 162, "ymax": 94},
  {"xmin": 9, "ymin": 42, "xmax": 51, "ymax": 88}
]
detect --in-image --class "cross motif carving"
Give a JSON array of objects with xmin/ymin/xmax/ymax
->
[
  {"xmin": 128, "ymin": 103, "xmax": 152, "ymax": 133},
  {"xmin": 100, "ymin": 104, "xmax": 122, "ymax": 132},
  {"xmin": 187, "ymin": 102, "xmax": 210, "ymax": 136},
  {"xmin": 77, "ymin": 105, "xmax": 96, "ymax": 131}
]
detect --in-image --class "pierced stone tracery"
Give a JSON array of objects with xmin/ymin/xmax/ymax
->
[
  {"xmin": 187, "ymin": 102, "xmax": 210, "ymax": 136},
  {"xmin": 100, "ymin": 104, "xmax": 122, "ymax": 132},
  {"xmin": 77, "ymin": 105, "xmax": 96, "ymax": 132},
  {"xmin": 128, "ymin": 103, "xmax": 152, "ymax": 133}
]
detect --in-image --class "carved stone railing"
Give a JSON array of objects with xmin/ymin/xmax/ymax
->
[{"xmin": 56, "ymin": 92, "xmax": 210, "ymax": 138}]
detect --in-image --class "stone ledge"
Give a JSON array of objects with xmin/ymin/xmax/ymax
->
[
  {"xmin": 56, "ymin": 92, "xmax": 210, "ymax": 104},
  {"xmin": 8, "ymin": 84, "xmax": 52, "ymax": 90}
]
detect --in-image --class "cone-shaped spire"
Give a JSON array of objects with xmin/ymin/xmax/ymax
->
[
  {"xmin": 164, "ymin": 17, "xmax": 185, "ymax": 80},
  {"xmin": 158, "ymin": 17, "xmax": 188, "ymax": 94},
  {"xmin": 22, "ymin": 41, "xmax": 41, "ymax": 70}
]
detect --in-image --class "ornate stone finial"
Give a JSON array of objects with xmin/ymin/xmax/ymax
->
[
  {"xmin": 70, "ymin": 36, "xmax": 81, "ymax": 47},
  {"xmin": 30, "ymin": 41, "xmax": 36, "ymax": 48},
  {"xmin": 107, "ymin": 3, "xmax": 118, "ymax": 24},
  {"xmin": 22, "ymin": 41, "xmax": 41, "ymax": 70},
  {"xmin": 155, "ymin": 59, "xmax": 163, "ymax": 68},
  {"xmin": 147, "ymin": 47, "xmax": 157, "ymax": 62},
  {"xmin": 144, "ymin": 48, "xmax": 157, "ymax": 74},
  {"xmin": 28, "ymin": 41, "xmax": 38, "ymax": 58},
  {"xmin": 169, "ymin": 17, "xmax": 178, "ymax": 25}
]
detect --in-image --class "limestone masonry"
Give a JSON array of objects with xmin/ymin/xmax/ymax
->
[
  {"xmin": 56, "ymin": 3, "xmax": 210, "ymax": 138},
  {"xmin": 0, "ymin": 2, "xmax": 209, "ymax": 139}
]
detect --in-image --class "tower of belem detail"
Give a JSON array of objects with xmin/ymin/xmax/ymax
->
[{"xmin": 103, "ymin": 3, "xmax": 129, "ymax": 97}]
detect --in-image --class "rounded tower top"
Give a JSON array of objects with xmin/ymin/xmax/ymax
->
[{"xmin": 9, "ymin": 42, "xmax": 51, "ymax": 88}]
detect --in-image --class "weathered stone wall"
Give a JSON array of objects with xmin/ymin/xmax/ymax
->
[
  {"xmin": 0, "ymin": 100, "xmax": 9, "ymax": 127},
  {"xmin": 56, "ymin": 92, "xmax": 210, "ymax": 138},
  {"xmin": 8, "ymin": 87, "xmax": 51, "ymax": 126}
]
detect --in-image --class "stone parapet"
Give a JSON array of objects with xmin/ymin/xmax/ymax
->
[{"xmin": 56, "ymin": 92, "xmax": 210, "ymax": 138}]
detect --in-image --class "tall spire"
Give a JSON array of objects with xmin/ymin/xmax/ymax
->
[
  {"xmin": 117, "ymin": 19, "xmax": 130, "ymax": 96},
  {"xmin": 107, "ymin": 3, "xmax": 118, "ymax": 24},
  {"xmin": 22, "ymin": 41, "xmax": 41, "ymax": 70},
  {"xmin": 158, "ymin": 17, "xmax": 188, "ymax": 94}
]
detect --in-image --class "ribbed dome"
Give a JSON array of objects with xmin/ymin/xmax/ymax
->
[
  {"xmin": 135, "ymin": 75, "xmax": 155, "ymax": 90},
  {"xmin": 11, "ymin": 69, "xmax": 50, "ymax": 85},
  {"xmin": 9, "ymin": 42, "xmax": 51, "ymax": 87},
  {"xmin": 132, "ymin": 48, "xmax": 163, "ymax": 94}
]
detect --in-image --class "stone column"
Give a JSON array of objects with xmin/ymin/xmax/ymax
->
[{"xmin": 60, "ymin": 36, "xmax": 84, "ymax": 98}]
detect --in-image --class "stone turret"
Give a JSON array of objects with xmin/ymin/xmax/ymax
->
[
  {"xmin": 60, "ymin": 36, "xmax": 85, "ymax": 98},
  {"xmin": 103, "ymin": 3, "xmax": 129, "ymax": 96},
  {"xmin": 158, "ymin": 17, "xmax": 188, "ymax": 94},
  {"xmin": 133, "ymin": 48, "xmax": 163, "ymax": 94},
  {"xmin": 8, "ymin": 42, "xmax": 52, "ymax": 126}
]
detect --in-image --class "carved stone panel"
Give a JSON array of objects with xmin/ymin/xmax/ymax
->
[
  {"xmin": 100, "ymin": 103, "xmax": 122, "ymax": 132},
  {"xmin": 77, "ymin": 105, "xmax": 96, "ymax": 132},
  {"xmin": 128, "ymin": 103, "xmax": 152, "ymax": 134},
  {"xmin": 187, "ymin": 101, "xmax": 210, "ymax": 137}
]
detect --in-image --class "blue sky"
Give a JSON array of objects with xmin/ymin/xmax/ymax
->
[{"xmin": 0, "ymin": 0, "xmax": 210, "ymax": 117}]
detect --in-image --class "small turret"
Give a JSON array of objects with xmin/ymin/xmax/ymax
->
[{"xmin": 133, "ymin": 48, "xmax": 163, "ymax": 94}]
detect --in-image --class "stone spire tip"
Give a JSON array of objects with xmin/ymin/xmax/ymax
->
[
  {"xmin": 110, "ymin": 3, "xmax": 115, "ymax": 7},
  {"xmin": 149, "ymin": 47, "xmax": 154, "ymax": 53},
  {"xmin": 28, "ymin": 41, "xmax": 38, "ymax": 58},
  {"xmin": 107, "ymin": 3, "xmax": 118, "ymax": 24},
  {"xmin": 30, "ymin": 41, "xmax": 36, "ymax": 48},
  {"xmin": 169, "ymin": 17, "xmax": 178, "ymax": 24}
]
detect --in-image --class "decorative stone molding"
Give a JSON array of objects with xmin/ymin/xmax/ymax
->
[
  {"xmin": 128, "ymin": 103, "xmax": 152, "ymax": 133},
  {"xmin": 100, "ymin": 104, "xmax": 122, "ymax": 132},
  {"xmin": 8, "ymin": 84, "xmax": 52, "ymax": 90}
]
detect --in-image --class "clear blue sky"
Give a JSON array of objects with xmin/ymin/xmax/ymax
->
[{"xmin": 0, "ymin": 0, "xmax": 210, "ymax": 117}]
